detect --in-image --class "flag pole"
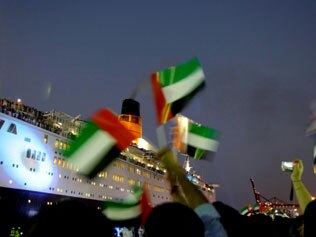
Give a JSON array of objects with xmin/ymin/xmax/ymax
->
[{"xmin": 156, "ymin": 124, "xmax": 167, "ymax": 149}]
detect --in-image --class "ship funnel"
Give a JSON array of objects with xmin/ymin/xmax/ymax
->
[
  {"xmin": 121, "ymin": 99, "xmax": 140, "ymax": 116},
  {"xmin": 118, "ymin": 99, "xmax": 142, "ymax": 141}
]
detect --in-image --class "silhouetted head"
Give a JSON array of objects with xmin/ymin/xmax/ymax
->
[
  {"xmin": 304, "ymin": 199, "xmax": 316, "ymax": 237},
  {"xmin": 144, "ymin": 202, "xmax": 204, "ymax": 237},
  {"xmin": 213, "ymin": 201, "xmax": 248, "ymax": 237},
  {"xmin": 25, "ymin": 199, "xmax": 114, "ymax": 237}
]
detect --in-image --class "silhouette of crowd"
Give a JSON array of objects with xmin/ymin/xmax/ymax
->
[
  {"xmin": 0, "ymin": 98, "xmax": 314, "ymax": 237},
  {"xmin": 19, "ymin": 148, "xmax": 315, "ymax": 237}
]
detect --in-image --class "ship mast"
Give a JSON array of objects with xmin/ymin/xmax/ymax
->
[{"xmin": 183, "ymin": 155, "xmax": 192, "ymax": 173}]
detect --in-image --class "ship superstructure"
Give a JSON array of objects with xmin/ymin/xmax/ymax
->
[{"xmin": 0, "ymin": 98, "xmax": 217, "ymax": 231}]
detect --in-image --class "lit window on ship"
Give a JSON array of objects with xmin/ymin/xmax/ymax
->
[
  {"xmin": 0, "ymin": 119, "xmax": 4, "ymax": 129},
  {"xmin": 7, "ymin": 123, "xmax": 17, "ymax": 134}
]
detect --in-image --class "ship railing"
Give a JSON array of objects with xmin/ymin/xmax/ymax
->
[
  {"xmin": 0, "ymin": 105, "xmax": 80, "ymax": 139},
  {"xmin": 0, "ymin": 100, "xmax": 82, "ymax": 139},
  {"xmin": 118, "ymin": 153, "xmax": 165, "ymax": 176}
]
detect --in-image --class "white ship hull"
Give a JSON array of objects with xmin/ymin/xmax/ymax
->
[
  {"xmin": 0, "ymin": 98, "xmax": 216, "ymax": 220},
  {"xmin": 0, "ymin": 112, "xmax": 176, "ymax": 208},
  {"xmin": 0, "ymin": 98, "xmax": 217, "ymax": 236}
]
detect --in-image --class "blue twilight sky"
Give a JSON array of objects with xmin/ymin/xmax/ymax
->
[{"xmin": 1, "ymin": 0, "xmax": 316, "ymax": 211}]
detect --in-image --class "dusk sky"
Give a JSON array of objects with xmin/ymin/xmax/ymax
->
[{"xmin": 1, "ymin": 0, "xmax": 316, "ymax": 211}]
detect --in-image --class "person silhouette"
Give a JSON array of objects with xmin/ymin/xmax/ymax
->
[
  {"xmin": 25, "ymin": 199, "xmax": 115, "ymax": 237},
  {"xmin": 303, "ymin": 199, "xmax": 316, "ymax": 237},
  {"xmin": 290, "ymin": 160, "xmax": 313, "ymax": 213},
  {"xmin": 144, "ymin": 201, "xmax": 205, "ymax": 237},
  {"xmin": 146, "ymin": 147, "xmax": 227, "ymax": 237}
]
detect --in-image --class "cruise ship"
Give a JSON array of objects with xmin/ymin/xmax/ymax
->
[{"xmin": 0, "ymin": 98, "xmax": 218, "ymax": 235}]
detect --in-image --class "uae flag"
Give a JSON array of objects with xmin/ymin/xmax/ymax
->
[
  {"xmin": 102, "ymin": 186, "xmax": 152, "ymax": 226},
  {"xmin": 151, "ymin": 57, "xmax": 205, "ymax": 125},
  {"xmin": 172, "ymin": 115, "xmax": 220, "ymax": 160},
  {"xmin": 64, "ymin": 108, "xmax": 136, "ymax": 179},
  {"xmin": 240, "ymin": 203, "xmax": 260, "ymax": 216},
  {"xmin": 240, "ymin": 207, "xmax": 250, "ymax": 216}
]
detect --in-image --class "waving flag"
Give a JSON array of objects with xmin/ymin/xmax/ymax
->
[
  {"xmin": 64, "ymin": 108, "xmax": 136, "ymax": 178},
  {"xmin": 151, "ymin": 57, "xmax": 205, "ymax": 125},
  {"xmin": 172, "ymin": 114, "xmax": 220, "ymax": 160},
  {"xmin": 102, "ymin": 185, "xmax": 152, "ymax": 225},
  {"xmin": 240, "ymin": 204, "xmax": 260, "ymax": 216}
]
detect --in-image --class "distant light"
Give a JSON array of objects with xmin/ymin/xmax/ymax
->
[
  {"xmin": 27, "ymin": 209, "xmax": 38, "ymax": 217},
  {"xmin": 28, "ymin": 199, "xmax": 31, "ymax": 203},
  {"xmin": 17, "ymin": 98, "xmax": 22, "ymax": 103},
  {"xmin": 9, "ymin": 180, "xmax": 12, "ymax": 184}
]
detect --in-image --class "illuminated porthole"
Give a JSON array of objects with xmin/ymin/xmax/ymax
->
[{"xmin": 44, "ymin": 134, "xmax": 48, "ymax": 144}]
